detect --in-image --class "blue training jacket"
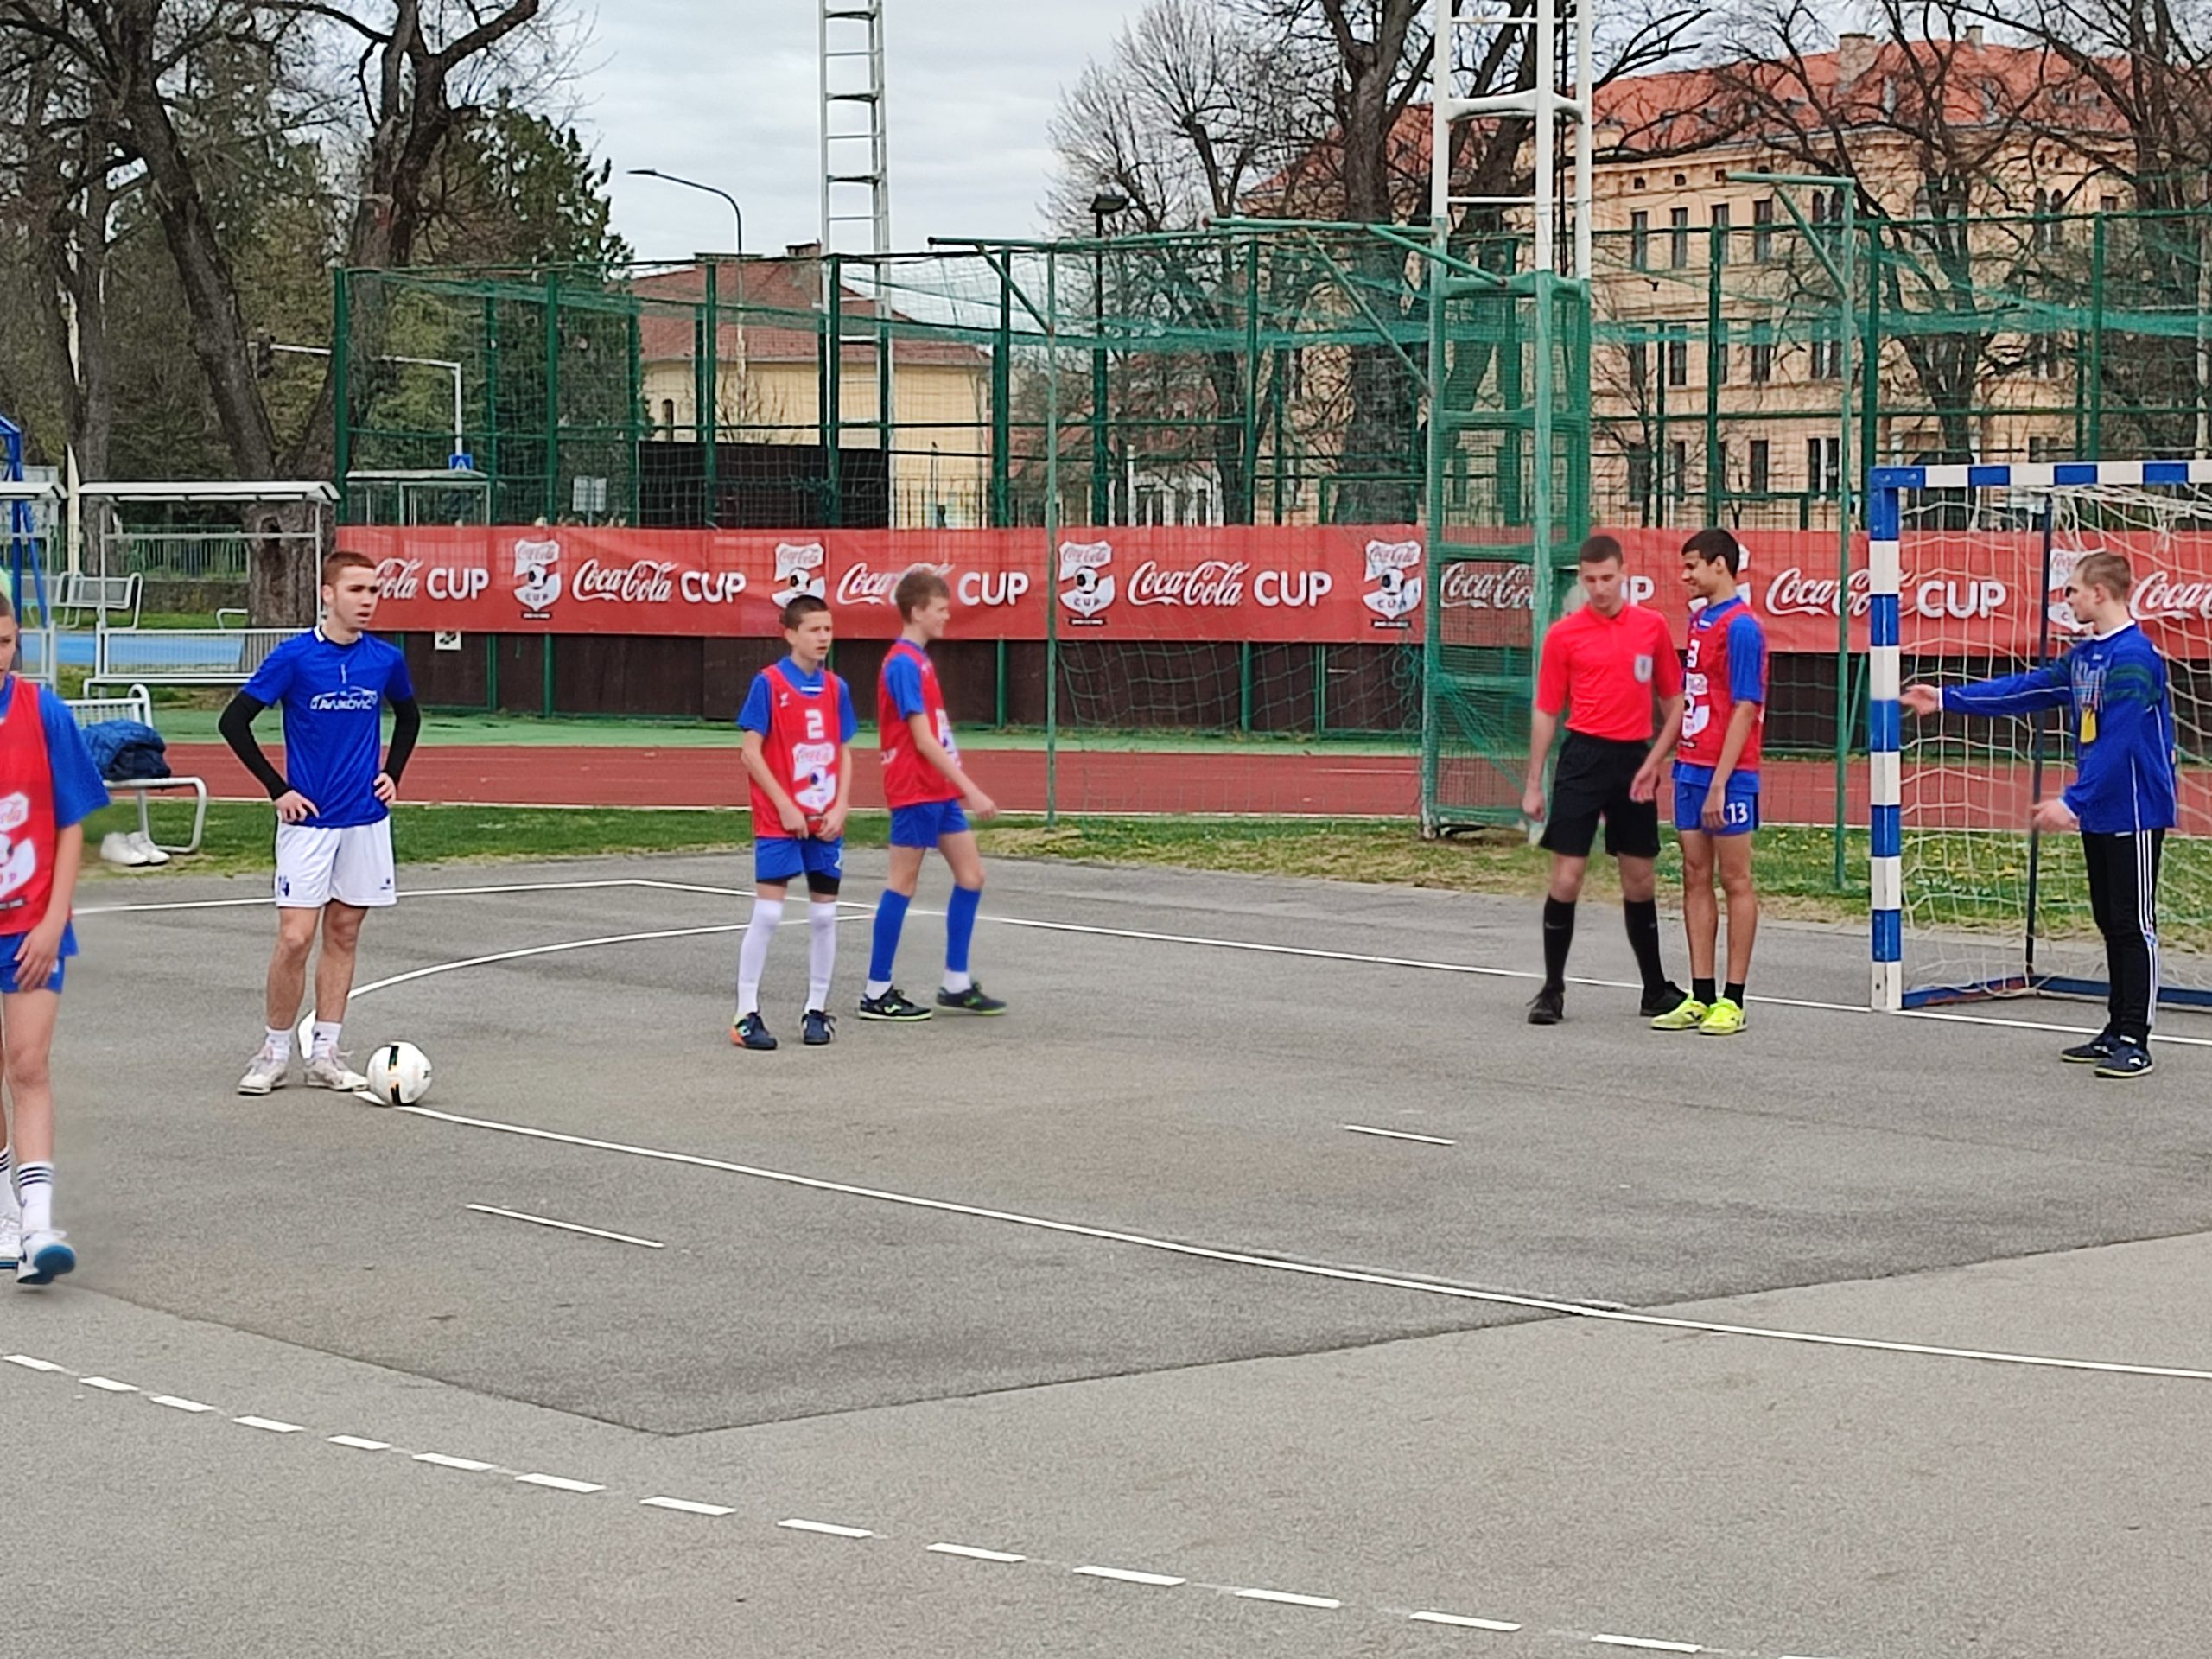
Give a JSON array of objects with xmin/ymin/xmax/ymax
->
[{"xmin": 1940, "ymin": 622, "xmax": 2178, "ymax": 834}]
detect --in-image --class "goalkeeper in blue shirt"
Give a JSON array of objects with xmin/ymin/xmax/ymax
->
[{"xmin": 1903, "ymin": 550, "xmax": 2178, "ymax": 1079}]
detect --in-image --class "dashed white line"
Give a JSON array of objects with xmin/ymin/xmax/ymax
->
[
  {"xmin": 641, "ymin": 1497, "xmax": 735, "ymax": 1516},
  {"xmin": 149, "ymin": 1395, "xmax": 218, "ymax": 1414},
  {"xmin": 1074, "ymin": 1565, "xmax": 1187, "ymax": 1587},
  {"xmin": 516, "ymin": 1473, "xmax": 603, "ymax": 1494},
  {"xmin": 233, "ymin": 1415, "xmax": 305, "ymax": 1433},
  {"xmin": 1412, "ymin": 1611, "xmax": 1522, "ymax": 1631},
  {"xmin": 927, "ymin": 1543, "xmax": 1027, "ymax": 1563},
  {"xmin": 778, "ymin": 1518, "xmax": 874, "ymax": 1539},
  {"xmin": 327, "ymin": 1435, "xmax": 391, "ymax": 1451},
  {"xmin": 465, "ymin": 1205, "xmax": 666, "ymax": 1249},
  {"xmin": 80, "ymin": 1376, "xmax": 138, "ymax": 1393},
  {"xmin": 1342, "ymin": 1124, "xmax": 1459, "ymax": 1146},
  {"xmin": 4, "ymin": 1354, "xmax": 65, "ymax": 1372},
  {"xmin": 1591, "ymin": 1637, "xmax": 1702, "ymax": 1654},
  {"xmin": 414, "ymin": 1452, "xmax": 498, "ymax": 1471},
  {"xmin": 1231, "ymin": 1587, "xmax": 1341, "ymax": 1609}
]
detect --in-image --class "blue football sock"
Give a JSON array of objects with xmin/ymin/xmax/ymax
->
[
  {"xmin": 869, "ymin": 890, "xmax": 911, "ymax": 986},
  {"xmin": 945, "ymin": 885, "xmax": 982, "ymax": 982}
]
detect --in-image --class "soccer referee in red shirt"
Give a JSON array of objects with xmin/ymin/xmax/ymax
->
[{"xmin": 1521, "ymin": 535, "xmax": 1688, "ymax": 1025}]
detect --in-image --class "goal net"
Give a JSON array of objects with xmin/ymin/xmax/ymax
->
[{"xmin": 1869, "ymin": 461, "xmax": 2211, "ymax": 1013}]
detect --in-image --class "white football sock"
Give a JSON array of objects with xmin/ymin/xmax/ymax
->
[
  {"xmin": 0, "ymin": 1146, "xmax": 16, "ymax": 1222},
  {"xmin": 943, "ymin": 969, "xmax": 973, "ymax": 994},
  {"xmin": 16, "ymin": 1161, "xmax": 52, "ymax": 1236},
  {"xmin": 311, "ymin": 1020, "xmax": 342, "ymax": 1059},
  {"xmin": 807, "ymin": 901, "xmax": 838, "ymax": 1011},
  {"xmin": 738, "ymin": 898, "xmax": 784, "ymax": 1016},
  {"xmin": 865, "ymin": 979, "xmax": 891, "ymax": 1000},
  {"xmin": 264, "ymin": 1026, "xmax": 292, "ymax": 1059}
]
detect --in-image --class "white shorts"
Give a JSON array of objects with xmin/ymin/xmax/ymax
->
[{"xmin": 274, "ymin": 820, "xmax": 397, "ymax": 910}]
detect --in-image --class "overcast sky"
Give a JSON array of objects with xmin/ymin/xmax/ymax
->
[{"xmin": 579, "ymin": 1, "xmax": 1144, "ymax": 262}]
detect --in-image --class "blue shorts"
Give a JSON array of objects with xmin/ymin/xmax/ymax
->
[
  {"xmin": 0, "ymin": 921, "xmax": 75, "ymax": 995},
  {"xmin": 754, "ymin": 836, "xmax": 844, "ymax": 887},
  {"xmin": 1674, "ymin": 766, "xmax": 1759, "ymax": 837},
  {"xmin": 889, "ymin": 799, "xmax": 971, "ymax": 848}
]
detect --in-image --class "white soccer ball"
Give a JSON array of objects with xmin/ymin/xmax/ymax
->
[{"xmin": 365, "ymin": 1041, "xmax": 433, "ymax": 1107}]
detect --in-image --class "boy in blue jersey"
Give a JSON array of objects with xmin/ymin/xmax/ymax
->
[
  {"xmin": 220, "ymin": 551, "xmax": 422, "ymax": 1096},
  {"xmin": 1904, "ymin": 550, "xmax": 2178, "ymax": 1078},
  {"xmin": 733, "ymin": 594, "xmax": 857, "ymax": 1050},
  {"xmin": 0, "ymin": 594, "xmax": 111, "ymax": 1286}
]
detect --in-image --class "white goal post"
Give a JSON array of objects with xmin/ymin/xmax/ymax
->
[{"xmin": 1868, "ymin": 459, "xmax": 2210, "ymax": 1014}]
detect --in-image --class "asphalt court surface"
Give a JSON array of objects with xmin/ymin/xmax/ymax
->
[{"xmin": 17, "ymin": 850, "xmax": 2212, "ymax": 1656}]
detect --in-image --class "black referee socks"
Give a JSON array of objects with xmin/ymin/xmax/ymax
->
[
  {"xmin": 1541, "ymin": 897, "xmax": 1576, "ymax": 991},
  {"xmin": 1623, "ymin": 898, "xmax": 1668, "ymax": 997}
]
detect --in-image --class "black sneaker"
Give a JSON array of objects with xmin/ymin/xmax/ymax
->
[
  {"xmin": 937, "ymin": 982, "xmax": 1008, "ymax": 1015},
  {"xmin": 1526, "ymin": 985, "xmax": 1564, "ymax": 1026},
  {"xmin": 1639, "ymin": 981, "xmax": 1688, "ymax": 1020},
  {"xmin": 803, "ymin": 1008, "xmax": 836, "ymax": 1046},
  {"xmin": 731, "ymin": 1013, "xmax": 777, "ymax": 1052},
  {"xmin": 2094, "ymin": 1041, "xmax": 2155, "ymax": 1079},
  {"xmin": 857, "ymin": 988, "xmax": 933, "ymax": 1022},
  {"xmin": 2062, "ymin": 1032, "xmax": 2118, "ymax": 1065}
]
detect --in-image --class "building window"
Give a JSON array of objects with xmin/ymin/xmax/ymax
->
[
  {"xmin": 1629, "ymin": 444, "xmax": 1655, "ymax": 508},
  {"xmin": 2100, "ymin": 194, "xmax": 2120, "ymax": 215},
  {"xmin": 1711, "ymin": 203, "xmax": 1731, "ymax": 265},
  {"xmin": 1630, "ymin": 210, "xmax": 1649, "ymax": 270},
  {"xmin": 2028, "ymin": 332, "xmax": 2059, "ymax": 380},
  {"xmin": 2035, "ymin": 188, "xmax": 2065, "ymax": 251},
  {"xmin": 661, "ymin": 397, "xmax": 677, "ymax": 433},
  {"xmin": 1669, "ymin": 440, "xmax": 1690, "ymax": 502},
  {"xmin": 1666, "ymin": 335, "xmax": 1688, "ymax": 387},
  {"xmin": 1628, "ymin": 340, "xmax": 1649, "ymax": 390},
  {"xmin": 1749, "ymin": 328, "xmax": 1775, "ymax": 385},
  {"xmin": 1749, "ymin": 438, "xmax": 1771, "ymax": 493},
  {"xmin": 1753, "ymin": 197, "xmax": 1775, "ymax": 262},
  {"xmin": 1808, "ymin": 435, "xmax": 1842, "ymax": 494},
  {"xmin": 1810, "ymin": 334, "xmax": 1843, "ymax": 380},
  {"xmin": 2027, "ymin": 435, "xmax": 2058, "ymax": 463},
  {"xmin": 1713, "ymin": 333, "xmax": 1731, "ymax": 385},
  {"xmin": 1669, "ymin": 206, "xmax": 1690, "ymax": 269}
]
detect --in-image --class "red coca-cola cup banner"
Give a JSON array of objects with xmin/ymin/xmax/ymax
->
[{"xmin": 343, "ymin": 523, "xmax": 2212, "ymax": 655}]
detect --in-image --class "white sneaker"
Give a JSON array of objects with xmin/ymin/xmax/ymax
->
[
  {"xmin": 238, "ymin": 1049, "xmax": 291, "ymax": 1095},
  {"xmin": 304, "ymin": 1053, "xmax": 368, "ymax": 1092},
  {"xmin": 100, "ymin": 831, "xmax": 149, "ymax": 868},
  {"xmin": 0, "ymin": 1215, "xmax": 19, "ymax": 1271},
  {"xmin": 16, "ymin": 1229, "xmax": 73, "ymax": 1287},
  {"xmin": 128, "ymin": 830, "xmax": 170, "ymax": 867}
]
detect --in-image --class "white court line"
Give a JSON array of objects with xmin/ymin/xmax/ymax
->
[
  {"xmin": 327, "ymin": 1435, "xmax": 391, "ymax": 1451},
  {"xmin": 1591, "ymin": 1637, "xmax": 1702, "ymax": 1654},
  {"xmin": 150, "ymin": 1395, "xmax": 217, "ymax": 1414},
  {"xmin": 234, "ymin": 1416, "xmax": 304, "ymax": 1433},
  {"xmin": 928, "ymin": 1543, "xmax": 1027, "ymax": 1563},
  {"xmin": 1075, "ymin": 1565, "xmax": 1186, "ymax": 1586},
  {"xmin": 414, "ymin": 1452, "xmax": 498, "ymax": 1471},
  {"xmin": 4, "ymin": 1354, "xmax": 65, "ymax": 1372},
  {"xmin": 1343, "ymin": 1124, "xmax": 1458, "ymax": 1146},
  {"xmin": 778, "ymin": 1518, "xmax": 874, "ymax": 1539},
  {"xmin": 80, "ymin": 1376, "xmax": 137, "ymax": 1393},
  {"xmin": 395, "ymin": 1103, "xmax": 2212, "ymax": 1383},
  {"xmin": 516, "ymin": 1473, "xmax": 604, "ymax": 1494},
  {"xmin": 78, "ymin": 877, "xmax": 667, "ymax": 918},
  {"xmin": 1232, "ymin": 1587, "xmax": 1341, "ymax": 1609},
  {"xmin": 1411, "ymin": 1611, "xmax": 1522, "ymax": 1630},
  {"xmin": 464, "ymin": 1205, "xmax": 664, "ymax": 1249},
  {"xmin": 641, "ymin": 1497, "xmax": 734, "ymax": 1516}
]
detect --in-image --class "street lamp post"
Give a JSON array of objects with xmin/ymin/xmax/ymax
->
[
  {"xmin": 1089, "ymin": 191, "xmax": 1129, "ymax": 525},
  {"xmin": 630, "ymin": 168, "xmax": 748, "ymax": 523},
  {"xmin": 628, "ymin": 168, "xmax": 745, "ymax": 258}
]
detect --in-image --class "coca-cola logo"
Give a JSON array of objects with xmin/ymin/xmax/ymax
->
[
  {"xmin": 1363, "ymin": 538, "xmax": 1422, "ymax": 622},
  {"xmin": 512, "ymin": 536, "xmax": 562, "ymax": 613},
  {"xmin": 377, "ymin": 556, "xmax": 423, "ymax": 601},
  {"xmin": 837, "ymin": 560, "xmax": 952, "ymax": 607},
  {"xmin": 1765, "ymin": 565, "xmax": 1873, "ymax": 619},
  {"xmin": 1059, "ymin": 539, "xmax": 1115, "ymax": 620},
  {"xmin": 1128, "ymin": 559, "xmax": 1248, "ymax": 607},
  {"xmin": 2135, "ymin": 568, "xmax": 2212, "ymax": 619},
  {"xmin": 1440, "ymin": 562, "xmax": 1534, "ymax": 609},
  {"xmin": 574, "ymin": 557, "xmax": 677, "ymax": 604},
  {"xmin": 775, "ymin": 541, "xmax": 827, "ymax": 601}
]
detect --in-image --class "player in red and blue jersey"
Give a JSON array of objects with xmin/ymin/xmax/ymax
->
[
  {"xmin": 734, "ymin": 594, "xmax": 857, "ymax": 1050},
  {"xmin": 859, "ymin": 567, "xmax": 1006, "ymax": 1022},
  {"xmin": 0, "ymin": 592, "xmax": 111, "ymax": 1287},
  {"xmin": 1643, "ymin": 528, "xmax": 1767, "ymax": 1036}
]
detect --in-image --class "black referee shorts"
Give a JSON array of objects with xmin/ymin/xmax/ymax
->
[{"xmin": 1540, "ymin": 732, "xmax": 1661, "ymax": 861}]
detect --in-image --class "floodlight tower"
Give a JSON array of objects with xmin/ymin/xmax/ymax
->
[
  {"xmin": 1428, "ymin": 0, "xmax": 1593, "ymax": 276},
  {"xmin": 819, "ymin": 0, "xmax": 892, "ymax": 256}
]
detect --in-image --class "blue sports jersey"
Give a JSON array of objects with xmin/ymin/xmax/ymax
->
[
  {"xmin": 240, "ymin": 629, "xmax": 416, "ymax": 829},
  {"xmin": 881, "ymin": 649, "xmax": 930, "ymax": 721},
  {"xmin": 1941, "ymin": 621, "xmax": 2177, "ymax": 833}
]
